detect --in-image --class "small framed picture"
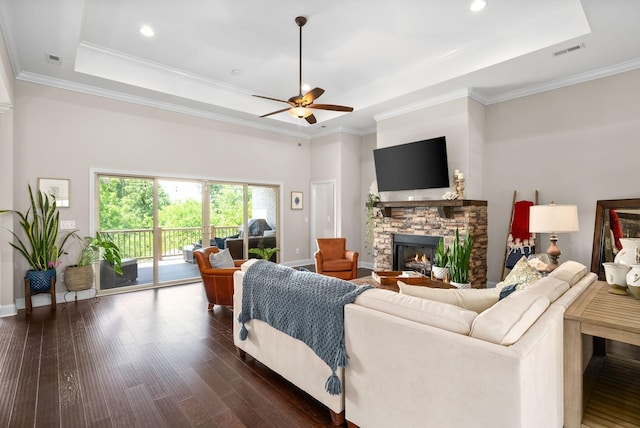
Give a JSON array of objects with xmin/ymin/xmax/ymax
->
[
  {"xmin": 38, "ymin": 178, "xmax": 70, "ymax": 207},
  {"xmin": 291, "ymin": 191, "xmax": 303, "ymax": 210}
]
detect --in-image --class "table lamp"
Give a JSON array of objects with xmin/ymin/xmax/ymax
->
[{"xmin": 529, "ymin": 202, "xmax": 579, "ymax": 271}]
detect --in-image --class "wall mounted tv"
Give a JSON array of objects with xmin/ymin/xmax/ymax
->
[{"xmin": 373, "ymin": 136, "xmax": 450, "ymax": 192}]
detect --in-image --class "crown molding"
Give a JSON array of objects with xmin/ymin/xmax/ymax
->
[
  {"xmin": 481, "ymin": 57, "xmax": 640, "ymax": 104},
  {"xmin": 16, "ymin": 71, "xmax": 314, "ymax": 139},
  {"xmin": 373, "ymin": 89, "xmax": 473, "ymax": 122}
]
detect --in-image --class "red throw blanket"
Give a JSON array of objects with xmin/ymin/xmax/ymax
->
[{"xmin": 511, "ymin": 201, "xmax": 534, "ymax": 243}]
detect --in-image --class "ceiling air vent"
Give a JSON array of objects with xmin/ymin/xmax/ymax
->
[
  {"xmin": 45, "ymin": 53, "xmax": 61, "ymax": 65},
  {"xmin": 552, "ymin": 43, "xmax": 585, "ymax": 57}
]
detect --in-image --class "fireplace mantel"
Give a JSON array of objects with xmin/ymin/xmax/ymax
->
[{"xmin": 375, "ymin": 199, "xmax": 487, "ymax": 219}]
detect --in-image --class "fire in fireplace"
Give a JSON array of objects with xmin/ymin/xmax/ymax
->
[{"xmin": 392, "ymin": 234, "xmax": 442, "ymax": 274}]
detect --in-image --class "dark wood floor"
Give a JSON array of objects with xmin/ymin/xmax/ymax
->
[{"xmin": 0, "ymin": 282, "xmax": 339, "ymax": 427}]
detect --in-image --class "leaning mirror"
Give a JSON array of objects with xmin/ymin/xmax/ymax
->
[{"xmin": 591, "ymin": 198, "xmax": 640, "ymax": 280}]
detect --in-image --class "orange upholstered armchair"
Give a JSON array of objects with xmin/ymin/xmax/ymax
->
[
  {"xmin": 194, "ymin": 246, "xmax": 245, "ymax": 310},
  {"xmin": 314, "ymin": 238, "xmax": 359, "ymax": 280}
]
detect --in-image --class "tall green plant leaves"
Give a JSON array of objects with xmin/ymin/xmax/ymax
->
[
  {"xmin": 4, "ymin": 185, "xmax": 76, "ymax": 271},
  {"xmin": 449, "ymin": 228, "xmax": 473, "ymax": 284}
]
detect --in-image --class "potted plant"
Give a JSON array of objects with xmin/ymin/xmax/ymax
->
[
  {"xmin": 431, "ymin": 237, "xmax": 450, "ymax": 281},
  {"xmin": 248, "ymin": 247, "xmax": 280, "ymax": 262},
  {"xmin": 364, "ymin": 191, "xmax": 381, "ymax": 257},
  {"xmin": 1, "ymin": 185, "xmax": 76, "ymax": 291},
  {"xmin": 65, "ymin": 232, "xmax": 123, "ymax": 291},
  {"xmin": 449, "ymin": 228, "xmax": 473, "ymax": 289}
]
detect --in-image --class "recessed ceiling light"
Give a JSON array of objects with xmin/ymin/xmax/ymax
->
[
  {"xmin": 231, "ymin": 69, "xmax": 242, "ymax": 76},
  {"xmin": 139, "ymin": 25, "xmax": 155, "ymax": 37},
  {"xmin": 470, "ymin": 0, "xmax": 487, "ymax": 12}
]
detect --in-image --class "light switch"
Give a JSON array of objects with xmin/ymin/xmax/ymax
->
[{"xmin": 60, "ymin": 220, "xmax": 76, "ymax": 230}]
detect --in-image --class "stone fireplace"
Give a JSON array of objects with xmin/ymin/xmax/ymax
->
[{"xmin": 373, "ymin": 200, "xmax": 488, "ymax": 288}]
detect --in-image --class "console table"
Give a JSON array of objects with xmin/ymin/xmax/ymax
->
[{"xmin": 564, "ymin": 281, "xmax": 640, "ymax": 427}]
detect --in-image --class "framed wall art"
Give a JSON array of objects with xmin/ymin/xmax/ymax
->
[
  {"xmin": 291, "ymin": 191, "xmax": 303, "ymax": 210},
  {"xmin": 38, "ymin": 178, "xmax": 70, "ymax": 207}
]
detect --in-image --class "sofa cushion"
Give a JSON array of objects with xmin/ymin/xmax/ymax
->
[
  {"xmin": 548, "ymin": 261, "xmax": 587, "ymax": 286},
  {"xmin": 500, "ymin": 256, "xmax": 543, "ymax": 290},
  {"xmin": 524, "ymin": 276, "xmax": 570, "ymax": 303},
  {"xmin": 209, "ymin": 248, "xmax": 235, "ymax": 268},
  {"xmin": 398, "ymin": 281, "xmax": 499, "ymax": 314},
  {"xmin": 324, "ymin": 259, "xmax": 353, "ymax": 272},
  {"xmin": 470, "ymin": 289, "xmax": 550, "ymax": 345},
  {"xmin": 355, "ymin": 288, "xmax": 477, "ymax": 335}
]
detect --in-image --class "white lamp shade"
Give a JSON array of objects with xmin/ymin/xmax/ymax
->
[
  {"xmin": 529, "ymin": 204, "xmax": 579, "ymax": 233},
  {"xmin": 289, "ymin": 107, "xmax": 312, "ymax": 118}
]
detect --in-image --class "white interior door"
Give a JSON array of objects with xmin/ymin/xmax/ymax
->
[{"xmin": 310, "ymin": 181, "xmax": 336, "ymax": 255}]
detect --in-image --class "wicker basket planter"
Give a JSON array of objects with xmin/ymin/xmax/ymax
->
[{"xmin": 64, "ymin": 265, "xmax": 95, "ymax": 291}]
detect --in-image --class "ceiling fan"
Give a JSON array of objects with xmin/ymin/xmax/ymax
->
[{"xmin": 253, "ymin": 16, "xmax": 354, "ymax": 125}]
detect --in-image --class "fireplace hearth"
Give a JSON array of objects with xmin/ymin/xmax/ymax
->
[
  {"xmin": 393, "ymin": 234, "xmax": 441, "ymax": 274},
  {"xmin": 373, "ymin": 200, "xmax": 487, "ymax": 288}
]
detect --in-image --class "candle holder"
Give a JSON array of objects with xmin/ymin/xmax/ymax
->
[{"xmin": 455, "ymin": 177, "xmax": 465, "ymax": 199}]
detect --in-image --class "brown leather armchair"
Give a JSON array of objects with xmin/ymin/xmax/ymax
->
[
  {"xmin": 194, "ymin": 246, "xmax": 245, "ymax": 310},
  {"xmin": 314, "ymin": 238, "xmax": 359, "ymax": 280}
]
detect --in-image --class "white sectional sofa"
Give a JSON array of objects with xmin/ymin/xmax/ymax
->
[
  {"xmin": 233, "ymin": 260, "xmax": 596, "ymax": 428},
  {"xmin": 233, "ymin": 261, "xmax": 346, "ymax": 426},
  {"xmin": 344, "ymin": 261, "xmax": 596, "ymax": 428}
]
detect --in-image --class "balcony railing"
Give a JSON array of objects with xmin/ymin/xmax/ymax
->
[{"xmin": 100, "ymin": 225, "xmax": 238, "ymax": 260}]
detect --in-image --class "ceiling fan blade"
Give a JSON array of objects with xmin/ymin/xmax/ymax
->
[
  {"xmin": 301, "ymin": 87, "xmax": 325, "ymax": 105},
  {"xmin": 253, "ymin": 94, "xmax": 293, "ymax": 105},
  {"xmin": 259, "ymin": 107, "xmax": 292, "ymax": 118},
  {"xmin": 305, "ymin": 114, "xmax": 317, "ymax": 125},
  {"xmin": 308, "ymin": 103, "xmax": 354, "ymax": 112}
]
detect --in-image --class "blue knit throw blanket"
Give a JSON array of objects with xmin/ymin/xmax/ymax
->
[{"xmin": 237, "ymin": 260, "xmax": 371, "ymax": 395}]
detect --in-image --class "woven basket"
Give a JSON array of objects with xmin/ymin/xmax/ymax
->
[{"xmin": 64, "ymin": 265, "xmax": 95, "ymax": 291}]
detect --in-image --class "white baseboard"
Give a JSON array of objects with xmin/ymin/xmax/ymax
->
[
  {"xmin": 282, "ymin": 258, "xmax": 313, "ymax": 268},
  {"xmin": 359, "ymin": 261, "xmax": 374, "ymax": 270},
  {"xmin": 14, "ymin": 288, "xmax": 98, "ymax": 310},
  {"xmin": 0, "ymin": 303, "xmax": 17, "ymax": 317}
]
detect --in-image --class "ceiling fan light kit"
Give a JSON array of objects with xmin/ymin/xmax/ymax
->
[{"xmin": 253, "ymin": 16, "xmax": 353, "ymax": 125}]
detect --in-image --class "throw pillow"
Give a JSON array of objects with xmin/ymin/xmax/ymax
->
[
  {"xmin": 502, "ymin": 256, "xmax": 542, "ymax": 290},
  {"xmin": 209, "ymin": 248, "xmax": 235, "ymax": 268},
  {"xmin": 498, "ymin": 283, "xmax": 518, "ymax": 300}
]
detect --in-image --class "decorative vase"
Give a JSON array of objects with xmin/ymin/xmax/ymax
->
[
  {"xmin": 64, "ymin": 265, "xmax": 95, "ymax": 292},
  {"xmin": 603, "ymin": 262, "xmax": 631, "ymax": 295},
  {"xmin": 613, "ymin": 238, "xmax": 640, "ymax": 265},
  {"xmin": 431, "ymin": 266, "xmax": 449, "ymax": 281},
  {"xmin": 26, "ymin": 268, "xmax": 56, "ymax": 292},
  {"xmin": 450, "ymin": 281, "xmax": 471, "ymax": 289},
  {"xmin": 625, "ymin": 265, "xmax": 640, "ymax": 300}
]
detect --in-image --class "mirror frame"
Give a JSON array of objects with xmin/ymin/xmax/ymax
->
[{"xmin": 591, "ymin": 198, "xmax": 640, "ymax": 280}]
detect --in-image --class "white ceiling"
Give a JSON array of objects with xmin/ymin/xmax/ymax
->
[{"xmin": 1, "ymin": 0, "xmax": 639, "ymax": 138}]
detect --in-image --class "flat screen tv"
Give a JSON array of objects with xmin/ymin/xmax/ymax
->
[{"xmin": 373, "ymin": 136, "xmax": 450, "ymax": 192}]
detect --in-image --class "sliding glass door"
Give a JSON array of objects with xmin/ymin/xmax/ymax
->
[{"xmin": 95, "ymin": 174, "xmax": 279, "ymax": 292}]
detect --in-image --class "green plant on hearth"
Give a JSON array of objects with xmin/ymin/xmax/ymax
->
[
  {"xmin": 364, "ymin": 192, "xmax": 381, "ymax": 256},
  {"xmin": 1, "ymin": 184, "xmax": 76, "ymax": 271},
  {"xmin": 248, "ymin": 247, "xmax": 280, "ymax": 261},
  {"xmin": 449, "ymin": 228, "xmax": 473, "ymax": 284},
  {"xmin": 433, "ymin": 237, "xmax": 449, "ymax": 268}
]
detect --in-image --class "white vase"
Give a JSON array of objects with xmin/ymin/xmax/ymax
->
[
  {"xmin": 431, "ymin": 266, "xmax": 449, "ymax": 281},
  {"xmin": 450, "ymin": 281, "xmax": 471, "ymax": 289},
  {"xmin": 613, "ymin": 238, "xmax": 640, "ymax": 265},
  {"xmin": 626, "ymin": 265, "xmax": 640, "ymax": 300},
  {"xmin": 603, "ymin": 262, "xmax": 631, "ymax": 295}
]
